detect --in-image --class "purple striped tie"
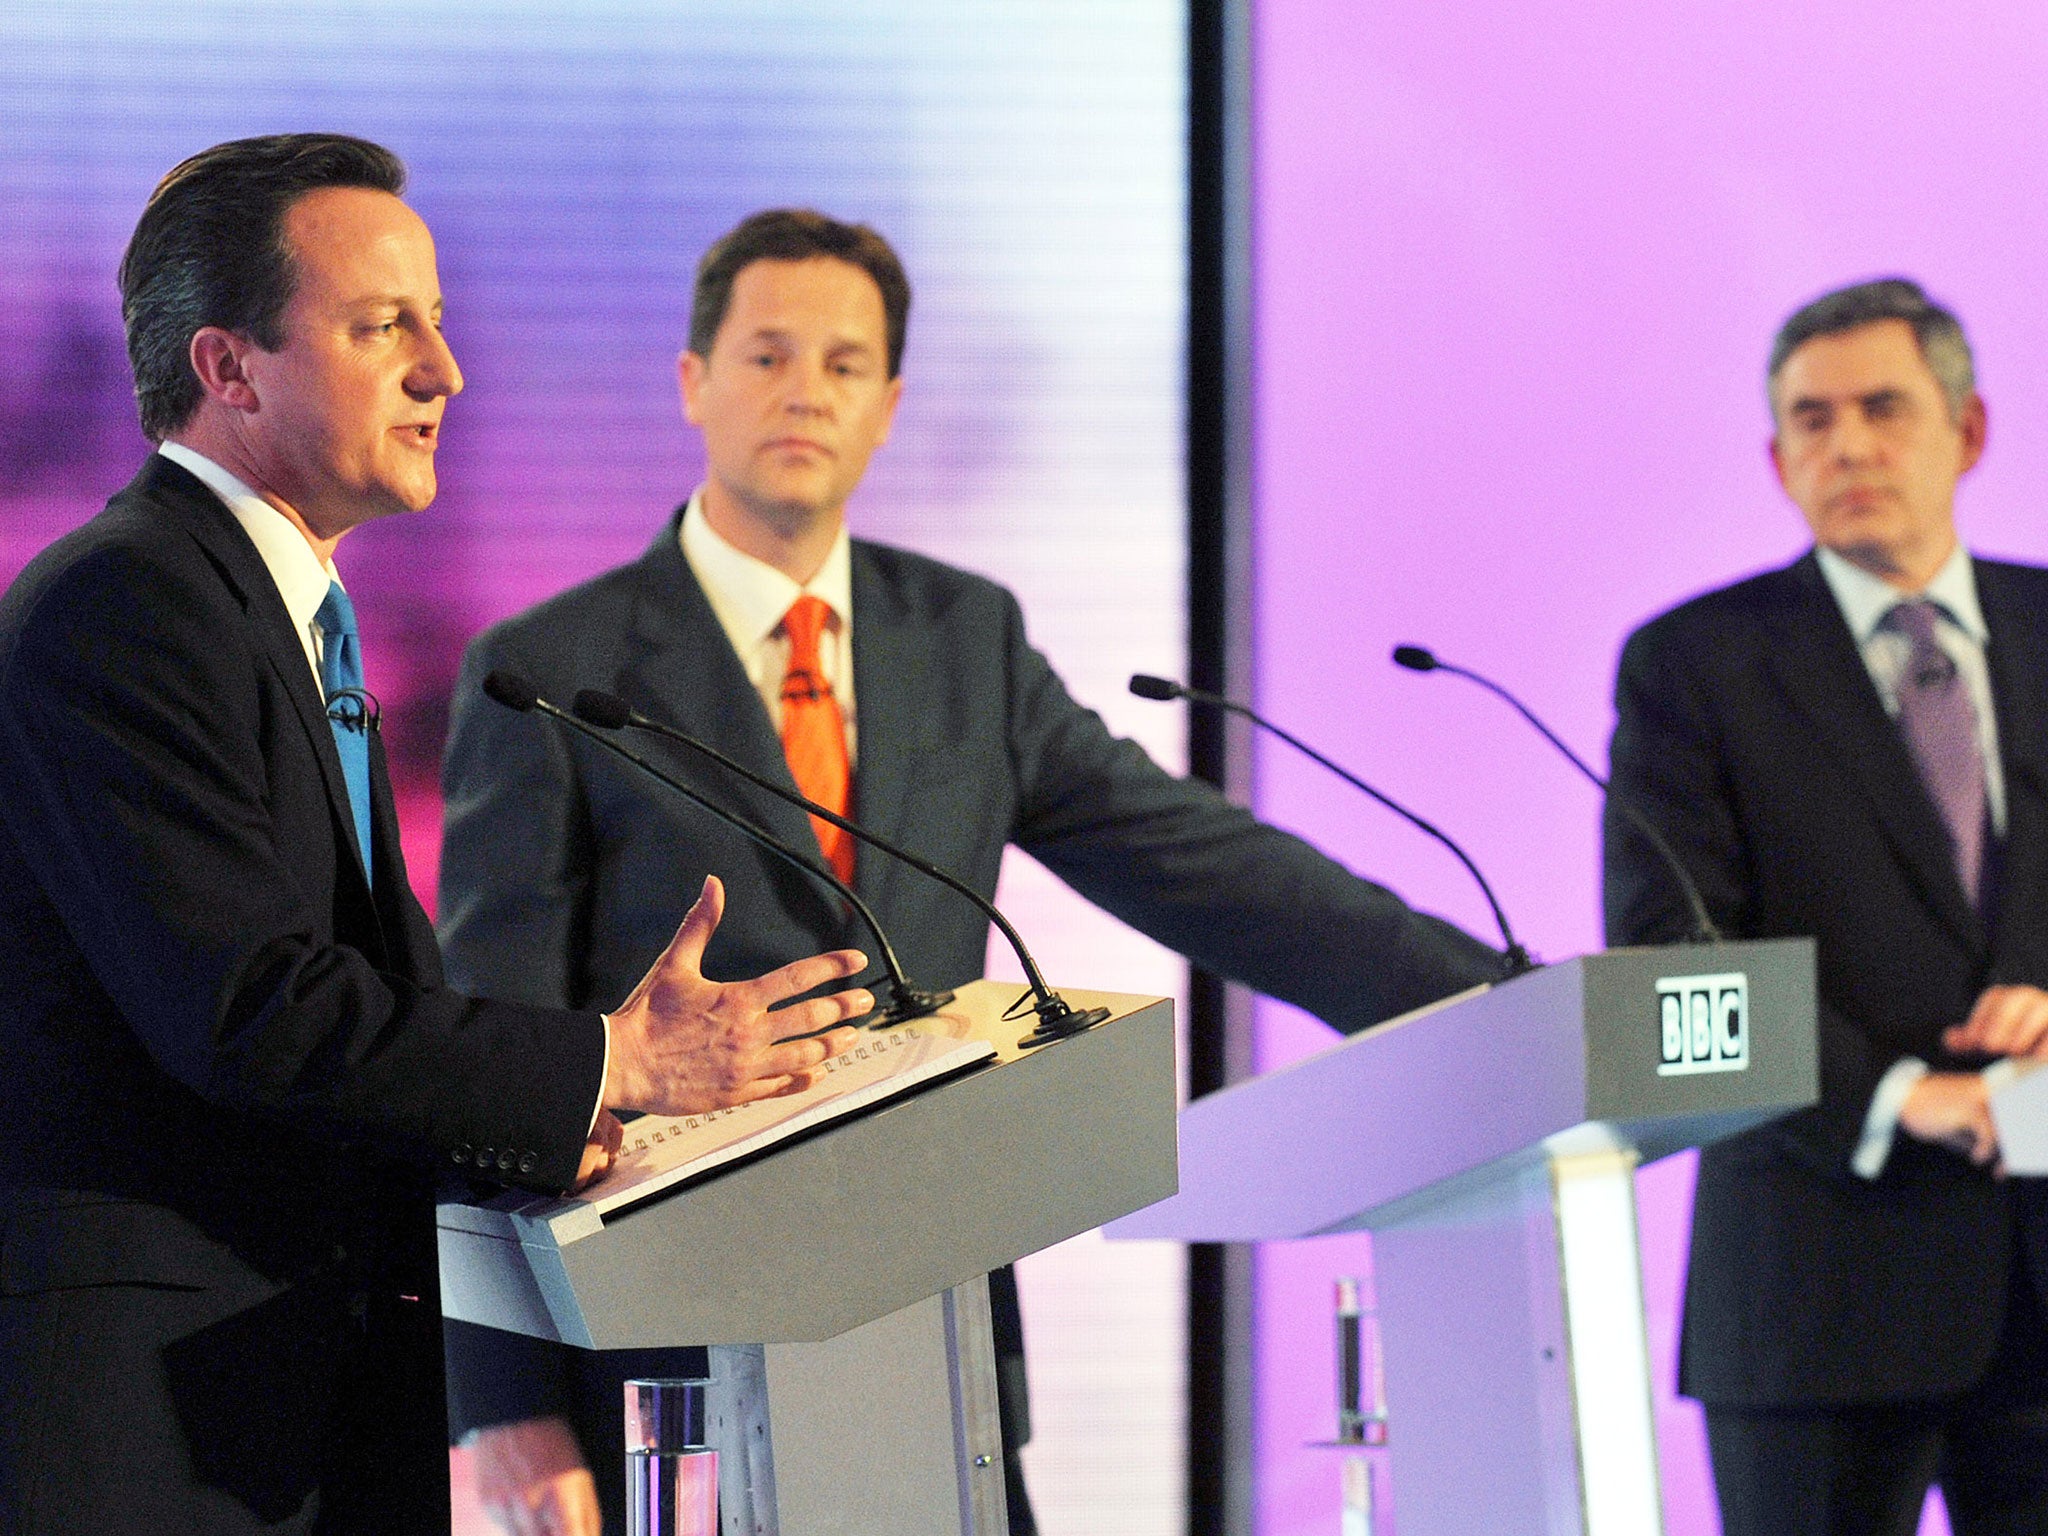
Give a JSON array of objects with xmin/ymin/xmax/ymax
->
[{"xmin": 1885, "ymin": 599, "xmax": 1985, "ymax": 906}]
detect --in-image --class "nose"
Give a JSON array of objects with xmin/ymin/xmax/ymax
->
[
  {"xmin": 408, "ymin": 322, "xmax": 464, "ymax": 401},
  {"xmin": 779, "ymin": 354, "xmax": 830, "ymax": 416},
  {"xmin": 1830, "ymin": 406, "xmax": 1878, "ymax": 462}
]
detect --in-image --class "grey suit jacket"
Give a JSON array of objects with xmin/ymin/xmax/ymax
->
[{"xmin": 440, "ymin": 509, "xmax": 1503, "ymax": 1020}]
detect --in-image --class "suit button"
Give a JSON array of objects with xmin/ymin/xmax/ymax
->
[
  {"xmin": 497, "ymin": 1148, "xmax": 516, "ymax": 1172},
  {"xmin": 452, "ymin": 1144, "xmax": 473, "ymax": 1165},
  {"xmin": 477, "ymin": 1146, "xmax": 497, "ymax": 1168},
  {"xmin": 518, "ymin": 1152, "xmax": 539, "ymax": 1175}
]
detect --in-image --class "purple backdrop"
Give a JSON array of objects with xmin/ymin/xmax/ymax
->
[{"xmin": 1247, "ymin": 3, "xmax": 2048, "ymax": 1532}]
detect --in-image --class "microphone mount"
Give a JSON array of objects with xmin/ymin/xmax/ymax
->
[
  {"xmin": 1128, "ymin": 674, "xmax": 1534, "ymax": 975},
  {"xmin": 481, "ymin": 671, "xmax": 955, "ymax": 1029},
  {"xmin": 570, "ymin": 689, "xmax": 1110, "ymax": 1050}
]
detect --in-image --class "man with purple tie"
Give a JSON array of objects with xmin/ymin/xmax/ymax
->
[{"xmin": 1605, "ymin": 279, "xmax": 2048, "ymax": 1535}]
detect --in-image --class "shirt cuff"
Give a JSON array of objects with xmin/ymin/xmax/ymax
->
[
  {"xmin": 1852, "ymin": 1057, "xmax": 1930, "ymax": 1180},
  {"xmin": 589, "ymin": 1013, "xmax": 613, "ymax": 1136}
]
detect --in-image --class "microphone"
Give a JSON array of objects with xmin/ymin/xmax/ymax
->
[
  {"xmin": 568, "ymin": 688, "xmax": 1110, "ymax": 1049},
  {"xmin": 1127, "ymin": 674, "xmax": 1532, "ymax": 975},
  {"xmin": 1390, "ymin": 645, "xmax": 1723, "ymax": 944},
  {"xmin": 480, "ymin": 672, "xmax": 955, "ymax": 1028}
]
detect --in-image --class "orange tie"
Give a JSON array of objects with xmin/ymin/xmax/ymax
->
[{"xmin": 779, "ymin": 595, "xmax": 854, "ymax": 883}]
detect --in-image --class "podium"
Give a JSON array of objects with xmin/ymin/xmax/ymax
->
[
  {"xmin": 438, "ymin": 980, "xmax": 1176, "ymax": 1535},
  {"xmin": 1109, "ymin": 939, "xmax": 1818, "ymax": 1536}
]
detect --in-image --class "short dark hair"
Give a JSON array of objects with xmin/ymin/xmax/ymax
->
[
  {"xmin": 689, "ymin": 208, "xmax": 911, "ymax": 378},
  {"xmin": 119, "ymin": 133, "xmax": 408, "ymax": 441},
  {"xmin": 1767, "ymin": 277, "xmax": 1976, "ymax": 421}
]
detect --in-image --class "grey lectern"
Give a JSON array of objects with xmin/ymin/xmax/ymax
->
[
  {"xmin": 1108, "ymin": 939, "xmax": 1817, "ymax": 1536},
  {"xmin": 439, "ymin": 981, "xmax": 1176, "ymax": 1536}
]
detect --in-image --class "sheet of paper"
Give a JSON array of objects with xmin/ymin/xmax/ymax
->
[{"xmin": 580, "ymin": 1016, "xmax": 996, "ymax": 1218}]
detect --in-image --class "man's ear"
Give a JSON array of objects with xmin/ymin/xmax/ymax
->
[
  {"xmin": 1766, "ymin": 433, "xmax": 1789, "ymax": 494},
  {"xmin": 188, "ymin": 328, "xmax": 260, "ymax": 413},
  {"xmin": 1958, "ymin": 393, "xmax": 1989, "ymax": 476},
  {"xmin": 875, "ymin": 374, "xmax": 905, "ymax": 447},
  {"xmin": 678, "ymin": 351, "xmax": 706, "ymax": 426}
]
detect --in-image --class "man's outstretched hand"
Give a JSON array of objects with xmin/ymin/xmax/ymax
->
[{"xmin": 603, "ymin": 876, "xmax": 869, "ymax": 1116}]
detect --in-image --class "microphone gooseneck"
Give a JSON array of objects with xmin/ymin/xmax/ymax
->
[
  {"xmin": 569, "ymin": 689, "xmax": 1109, "ymax": 1050},
  {"xmin": 481, "ymin": 671, "xmax": 953, "ymax": 1028},
  {"xmin": 1126, "ymin": 674, "xmax": 1533, "ymax": 976},
  {"xmin": 1390, "ymin": 644, "xmax": 1724, "ymax": 944}
]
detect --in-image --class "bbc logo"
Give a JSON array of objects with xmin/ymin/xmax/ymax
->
[{"xmin": 1655, "ymin": 972, "xmax": 1749, "ymax": 1076}]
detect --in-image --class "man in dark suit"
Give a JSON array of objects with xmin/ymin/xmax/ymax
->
[
  {"xmin": 1606, "ymin": 278, "xmax": 2048, "ymax": 1535},
  {"xmin": 0, "ymin": 137, "xmax": 870, "ymax": 1536},
  {"xmin": 438, "ymin": 207, "xmax": 1507, "ymax": 1533}
]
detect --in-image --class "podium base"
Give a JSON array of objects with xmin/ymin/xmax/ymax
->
[
  {"xmin": 1372, "ymin": 1129, "xmax": 1662, "ymax": 1536},
  {"xmin": 708, "ymin": 1277, "xmax": 1009, "ymax": 1535}
]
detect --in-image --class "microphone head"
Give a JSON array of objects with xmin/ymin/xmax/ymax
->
[
  {"xmin": 1391, "ymin": 645, "xmax": 1439, "ymax": 673},
  {"xmin": 482, "ymin": 671, "xmax": 540, "ymax": 712},
  {"xmin": 572, "ymin": 689, "xmax": 633, "ymax": 731},
  {"xmin": 1128, "ymin": 674, "xmax": 1184, "ymax": 702}
]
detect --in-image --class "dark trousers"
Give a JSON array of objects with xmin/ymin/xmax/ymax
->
[
  {"xmin": 0, "ymin": 1279, "xmax": 447, "ymax": 1536},
  {"xmin": 1705, "ymin": 1268, "xmax": 2048, "ymax": 1536}
]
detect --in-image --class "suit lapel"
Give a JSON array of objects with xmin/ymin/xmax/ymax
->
[
  {"xmin": 612, "ymin": 518, "xmax": 843, "ymax": 923},
  {"xmin": 1760, "ymin": 553, "xmax": 1984, "ymax": 953},
  {"xmin": 147, "ymin": 460, "xmax": 384, "ymax": 949},
  {"xmin": 1979, "ymin": 561, "xmax": 2048, "ymax": 970},
  {"xmin": 846, "ymin": 545, "xmax": 921, "ymax": 906}
]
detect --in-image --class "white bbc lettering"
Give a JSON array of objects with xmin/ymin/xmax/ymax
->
[{"xmin": 1655, "ymin": 972, "xmax": 1749, "ymax": 1076}]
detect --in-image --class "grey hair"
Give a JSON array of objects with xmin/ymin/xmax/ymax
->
[{"xmin": 1766, "ymin": 277, "xmax": 1976, "ymax": 421}]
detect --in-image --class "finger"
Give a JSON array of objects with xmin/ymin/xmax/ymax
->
[
  {"xmin": 664, "ymin": 875, "xmax": 725, "ymax": 971},
  {"xmin": 758, "ymin": 1033, "xmax": 855, "ymax": 1083},
  {"xmin": 739, "ymin": 948, "xmax": 869, "ymax": 1012},
  {"xmin": 2009, "ymin": 997, "xmax": 2048, "ymax": 1055},
  {"xmin": 771, "ymin": 1000, "xmax": 874, "ymax": 1046},
  {"xmin": 1951, "ymin": 986, "xmax": 2015, "ymax": 1051},
  {"xmin": 571, "ymin": 1139, "xmax": 609, "ymax": 1192},
  {"xmin": 1973, "ymin": 1120, "xmax": 2000, "ymax": 1165},
  {"xmin": 544, "ymin": 1472, "xmax": 602, "ymax": 1536},
  {"xmin": 1974, "ymin": 990, "xmax": 2032, "ymax": 1054},
  {"xmin": 726, "ymin": 1072, "xmax": 800, "ymax": 1106}
]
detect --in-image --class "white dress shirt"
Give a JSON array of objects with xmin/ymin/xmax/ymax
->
[
  {"xmin": 1814, "ymin": 543, "xmax": 2008, "ymax": 1178},
  {"xmin": 678, "ymin": 491, "xmax": 858, "ymax": 762},
  {"xmin": 157, "ymin": 442, "xmax": 341, "ymax": 691}
]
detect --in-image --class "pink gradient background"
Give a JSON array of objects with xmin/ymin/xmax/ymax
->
[{"xmin": 1247, "ymin": 5, "xmax": 2048, "ymax": 1532}]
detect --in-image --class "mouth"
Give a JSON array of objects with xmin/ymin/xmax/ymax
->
[
  {"xmin": 763, "ymin": 437, "xmax": 829, "ymax": 458},
  {"xmin": 1826, "ymin": 481, "xmax": 1895, "ymax": 511},
  {"xmin": 395, "ymin": 422, "xmax": 440, "ymax": 448}
]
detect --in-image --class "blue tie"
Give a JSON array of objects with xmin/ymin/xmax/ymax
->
[{"xmin": 316, "ymin": 582, "xmax": 374, "ymax": 885}]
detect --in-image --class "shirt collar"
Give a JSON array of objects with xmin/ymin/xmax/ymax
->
[
  {"xmin": 157, "ymin": 442, "xmax": 341, "ymax": 640},
  {"xmin": 678, "ymin": 489, "xmax": 853, "ymax": 647},
  {"xmin": 1815, "ymin": 540, "xmax": 1987, "ymax": 647}
]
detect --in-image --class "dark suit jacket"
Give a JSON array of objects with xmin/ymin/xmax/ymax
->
[
  {"xmin": 1605, "ymin": 548, "xmax": 2048, "ymax": 1407},
  {"xmin": 0, "ymin": 457, "xmax": 606, "ymax": 1533},
  {"xmin": 436, "ymin": 509, "xmax": 1504, "ymax": 1436}
]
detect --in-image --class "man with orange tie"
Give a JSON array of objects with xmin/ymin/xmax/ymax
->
[{"xmin": 437, "ymin": 208, "xmax": 1505, "ymax": 1535}]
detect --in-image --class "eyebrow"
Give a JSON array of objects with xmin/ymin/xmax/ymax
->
[
  {"xmin": 348, "ymin": 294, "xmax": 443, "ymax": 315},
  {"xmin": 1785, "ymin": 386, "xmax": 1911, "ymax": 416},
  {"xmin": 741, "ymin": 327, "xmax": 877, "ymax": 352}
]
